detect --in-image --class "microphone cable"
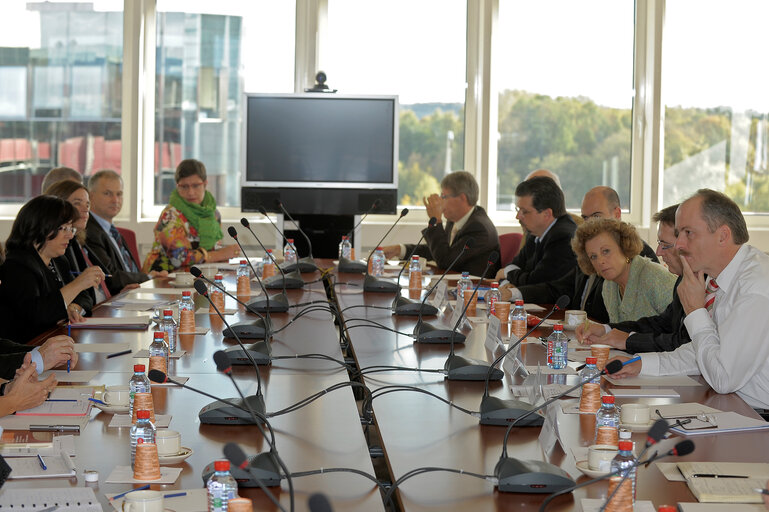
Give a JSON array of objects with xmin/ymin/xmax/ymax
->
[
  {"xmin": 383, "ymin": 466, "xmax": 495, "ymax": 505},
  {"xmin": 266, "ymin": 381, "xmax": 374, "ymax": 423},
  {"xmin": 285, "ymin": 467, "xmax": 392, "ymax": 508},
  {"xmin": 364, "ymin": 385, "xmax": 479, "ymax": 417}
]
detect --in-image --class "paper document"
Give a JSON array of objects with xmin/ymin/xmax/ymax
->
[
  {"xmin": 70, "ymin": 316, "xmax": 151, "ymax": 329},
  {"xmin": 0, "ymin": 488, "xmax": 100, "ymax": 511},
  {"xmin": 74, "ymin": 342, "xmax": 131, "ymax": 353},
  {"xmin": 0, "ymin": 414, "xmax": 90, "ymax": 432},
  {"xmin": 41, "ymin": 370, "xmax": 99, "ymax": 383},
  {"xmin": 6, "ymin": 450, "xmax": 76, "ymax": 479},
  {"xmin": 16, "ymin": 399, "xmax": 91, "ymax": 416},
  {"xmin": 130, "ymin": 287, "xmax": 196, "ymax": 295},
  {"xmin": 668, "ymin": 411, "xmax": 769, "ymax": 436},
  {"xmin": 678, "ymin": 462, "xmax": 769, "ymax": 481},
  {"xmin": 603, "ymin": 374, "xmax": 703, "ymax": 387},
  {"xmin": 609, "ymin": 388, "xmax": 680, "ymax": 398},
  {"xmin": 678, "ymin": 504, "xmax": 766, "ymax": 511},
  {"xmin": 686, "ymin": 477, "xmax": 765, "ymax": 503}
]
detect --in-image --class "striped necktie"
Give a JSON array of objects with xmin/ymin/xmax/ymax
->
[
  {"xmin": 81, "ymin": 246, "xmax": 111, "ymax": 299},
  {"xmin": 704, "ymin": 277, "xmax": 718, "ymax": 317}
]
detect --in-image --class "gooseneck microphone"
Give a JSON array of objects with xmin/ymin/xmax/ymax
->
[
  {"xmin": 346, "ymin": 198, "xmax": 380, "ymax": 240},
  {"xmin": 222, "ymin": 443, "xmax": 286, "ymax": 506},
  {"xmin": 256, "ymin": 207, "xmax": 305, "ymax": 289},
  {"xmin": 444, "ymin": 252, "xmax": 503, "ymax": 381},
  {"xmin": 227, "ymin": 226, "xmax": 285, "ymax": 314},
  {"xmin": 338, "ymin": 200, "xmax": 381, "ymax": 273},
  {"xmin": 363, "ymin": 208, "xmax": 409, "ymax": 292},
  {"xmin": 275, "ymin": 199, "xmax": 317, "ymax": 272},
  {"xmin": 479, "ymin": 295, "xmax": 570, "ymax": 426},
  {"xmin": 391, "ymin": 216, "xmax": 439, "ymax": 315},
  {"xmin": 239, "ymin": 217, "xmax": 295, "ymax": 307}
]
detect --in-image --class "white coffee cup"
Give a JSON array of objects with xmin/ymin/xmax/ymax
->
[
  {"xmin": 104, "ymin": 385, "xmax": 130, "ymax": 406},
  {"xmin": 175, "ymin": 272, "xmax": 194, "ymax": 286},
  {"xmin": 620, "ymin": 403, "xmax": 650, "ymax": 425},
  {"xmin": 156, "ymin": 429, "xmax": 182, "ymax": 456},
  {"xmin": 588, "ymin": 444, "xmax": 618, "ymax": 471},
  {"xmin": 122, "ymin": 490, "xmax": 164, "ymax": 512},
  {"xmin": 565, "ymin": 310, "xmax": 587, "ymax": 327}
]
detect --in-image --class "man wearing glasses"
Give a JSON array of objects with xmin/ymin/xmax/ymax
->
[{"xmin": 382, "ymin": 170, "xmax": 500, "ymax": 277}]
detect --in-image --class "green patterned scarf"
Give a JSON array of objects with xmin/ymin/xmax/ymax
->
[{"xmin": 169, "ymin": 189, "xmax": 222, "ymax": 250}]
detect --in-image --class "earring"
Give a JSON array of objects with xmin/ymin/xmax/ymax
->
[{"xmin": 626, "ymin": 257, "xmax": 631, "ymax": 264}]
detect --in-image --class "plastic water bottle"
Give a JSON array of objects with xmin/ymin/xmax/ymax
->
[
  {"xmin": 236, "ymin": 259, "xmax": 251, "ymax": 297},
  {"xmin": 371, "ymin": 247, "xmax": 385, "ymax": 277},
  {"xmin": 128, "ymin": 364, "xmax": 151, "ymax": 418},
  {"xmin": 610, "ymin": 440, "xmax": 637, "ymax": 498},
  {"xmin": 457, "ymin": 271, "xmax": 471, "ymax": 300},
  {"xmin": 594, "ymin": 395, "xmax": 620, "ymax": 446},
  {"xmin": 486, "ymin": 282, "xmax": 501, "ymax": 318},
  {"xmin": 338, "ymin": 236, "xmax": 352, "ymax": 259},
  {"xmin": 546, "ymin": 323, "xmax": 568, "ymax": 369},
  {"xmin": 510, "ymin": 299, "xmax": 527, "ymax": 338},
  {"xmin": 207, "ymin": 460, "xmax": 238, "ymax": 511},
  {"xmin": 161, "ymin": 308, "xmax": 177, "ymax": 353},
  {"xmin": 209, "ymin": 273, "xmax": 225, "ymax": 313},
  {"xmin": 148, "ymin": 331, "xmax": 170, "ymax": 375},
  {"xmin": 409, "ymin": 255, "xmax": 422, "ymax": 289},
  {"xmin": 179, "ymin": 290, "xmax": 195, "ymax": 331},
  {"xmin": 284, "ymin": 239, "xmax": 297, "ymax": 265},
  {"xmin": 262, "ymin": 249, "xmax": 276, "ymax": 279},
  {"xmin": 130, "ymin": 409, "xmax": 156, "ymax": 469}
]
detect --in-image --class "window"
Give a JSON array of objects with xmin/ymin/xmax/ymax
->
[
  {"xmin": 662, "ymin": 0, "xmax": 769, "ymax": 213},
  {"xmin": 0, "ymin": 0, "xmax": 123, "ymax": 202},
  {"xmin": 325, "ymin": 0, "xmax": 467, "ymax": 206},
  {"xmin": 493, "ymin": 0, "xmax": 635, "ymax": 211}
]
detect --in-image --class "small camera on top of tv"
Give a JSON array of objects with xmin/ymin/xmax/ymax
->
[{"xmin": 305, "ymin": 71, "xmax": 337, "ymax": 93}]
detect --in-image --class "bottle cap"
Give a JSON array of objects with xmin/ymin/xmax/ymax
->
[
  {"xmin": 134, "ymin": 364, "xmax": 145, "ymax": 372},
  {"xmin": 240, "ymin": 259, "xmax": 247, "ymax": 264},
  {"xmin": 618, "ymin": 441, "xmax": 633, "ymax": 451},
  {"xmin": 586, "ymin": 357, "xmax": 597, "ymax": 364},
  {"xmin": 182, "ymin": 290, "xmax": 191, "ymax": 296},
  {"xmin": 137, "ymin": 410, "xmax": 150, "ymax": 419},
  {"xmin": 342, "ymin": 236, "xmax": 348, "ymax": 240},
  {"xmin": 266, "ymin": 249, "xmax": 272, "ymax": 253},
  {"xmin": 214, "ymin": 460, "xmax": 230, "ymax": 472},
  {"xmin": 462, "ymin": 271, "xmax": 469, "ymax": 276},
  {"xmin": 554, "ymin": 323, "xmax": 563, "ymax": 330},
  {"xmin": 658, "ymin": 507, "xmax": 677, "ymax": 512},
  {"xmin": 602, "ymin": 395, "xmax": 615, "ymax": 404},
  {"xmin": 515, "ymin": 299, "xmax": 524, "ymax": 305},
  {"xmin": 491, "ymin": 282, "xmax": 499, "ymax": 288},
  {"xmin": 163, "ymin": 309, "xmax": 173, "ymax": 316},
  {"xmin": 412, "ymin": 255, "xmax": 420, "ymax": 260},
  {"xmin": 376, "ymin": 246, "xmax": 383, "ymax": 250},
  {"xmin": 153, "ymin": 331, "xmax": 165, "ymax": 340},
  {"xmin": 215, "ymin": 273, "xmax": 223, "ymax": 280},
  {"xmin": 287, "ymin": 239, "xmax": 294, "ymax": 243}
]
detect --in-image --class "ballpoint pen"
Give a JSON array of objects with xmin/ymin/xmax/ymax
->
[
  {"xmin": 692, "ymin": 473, "xmax": 748, "ymax": 478},
  {"xmin": 88, "ymin": 397, "xmax": 107, "ymax": 405},
  {"xmin": 106, "ymin": 349, "xmax": 132, "ymax": 359},
  {"xmin": 67, "ymin": 323, "xmax": 71, "ymax": 373},
  {"xmin": 755, "ymin": 488, "xmax": 769, "ymax": 495},
  {"xmin": 109, "ymin": 484, "xmax": 151, "ymax": 501},
  {"xmin": 37, "ymin": 453, "xmax": 47, "ymax": 470}
]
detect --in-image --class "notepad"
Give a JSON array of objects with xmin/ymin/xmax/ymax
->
[
  {"xmin": 604, "ymin": 374, "xmax": 703, "ymax": 386},
  {"xmin": 16, "ymin": 399, "xmax": 91, "ymax": 416},
  {"xmin": 609, "ymin": 388, "xmax": 680, "ymax": 398},
  {"xmin": 69, "ymin": 316, "xmax": 151, "ymax": 329},
  {"xmin": 41, "ymin": 370, "xmax": 99, "ymax": 383},
  {"xmin": 686, "ymin": 476, "xmax": 766, "ymax": 503},
  {"xmin": 75, "ymin": 342, "xmax": 131, "ymax": 353},
  {"xmin": 678, "ymin": 504, "xmax": 767, "ymax": 511},
  {"xmin": 668, "ymin": 411, "xmax": 769, "ymax": 436},
  {"xmin": 6, "ymin": 451, "xmax": 76, "ymax": 479},
  {"xmin": 0, "ymin": 488, "xmax": 101, "ymax": 510}
]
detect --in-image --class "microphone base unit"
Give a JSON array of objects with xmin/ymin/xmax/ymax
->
[
  {"xmin": 363, "ymin": 274, "xmax": 400, "ymax": 293},
  {"xmin": 246, "ymin": 291, "xmax": 290, "ymax": 313},
  {"xmin": 224, "ymin": 341, "xmax": 272, "ymax": 366},
  {"xmin": 281, "ymin": 256, "xmax": 318, "ymax": 273},
  {"xmin": 264, "ymin": 270, "xmax": 305, "ymax": 289},
  {"xmin": 202, "ymin": 451, "xmax": 281, "ymax": 487},
  {"xmin": 494, "ymin": 457, "xmax": 574, "ymax": 494},
  {"xmin": 478, "ymin": 396, "xmax": 544, "ymax": 427},
  {"xmin": 198, "ymin": 394, "xmax": 266, "ymax": 425},
  {"xmin": 222, "ymin": 317, "xmax": 273, "ymax": 340},
  {"xmin": 337, "ymin": 256, "xmax": 367, "ymax": 274},
  {"xmin": 392, "ymin": 295, "xmax": 439, "ymax": 316},
  {"xmin": 413, "ymin": 321, "xmax": 466, "ymax": 344},
  {"xmin": 444, "ymin": 355, "xmax": 504, "ymax": 381}
]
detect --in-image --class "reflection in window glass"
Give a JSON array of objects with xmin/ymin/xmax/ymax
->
[
  {"xmin": 154, "ymin": 1, "xmax": 295, "ymax": 208},
  {"xmin": 494, "ymin": 0, "xmax": 634, "ymax": 211},
  {"xmin": 663, "ymin": 1, "xmax": 769, "ymax": 212},
  {"xmin": 0, "ymin": 0, "xmax": 122, "ymax": 202},
  {"xmin": 326, "ymin": 0, "xmax": 466, "ymax": 206}
]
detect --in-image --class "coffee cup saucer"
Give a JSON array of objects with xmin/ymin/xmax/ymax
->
[
  {"xmin": 158, "ymin": 446, "xmax": 193, "ymax": 465},
  {"xmin": 93, "ymin": 401, "xmax": 130, "ymax": 414},
  {"xmin": 619, "ymin": 418, "xmax": 654, "ymax": 432},
  {"xmin": 576, "ymin": 460, "xmax": 610, "ymax": 479}
]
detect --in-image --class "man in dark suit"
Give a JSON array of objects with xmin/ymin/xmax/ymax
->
[
  {"xmin": 382, "ymin": 171, "xmax": 500, "ymax": 278},
  {"xmin": 85, "ymin": 170, "xmax": 166, "ymax": 295},
  {"xmin": 577, "ymin": 203, "xmax": 689, "ymax": 353},
  {"xmin": 495, "ymin": 176, "xmax": 577, "ymax": 286},
  {"xmin": 0, "ymin": 336, "xmax": 77, "ymax": 380}
]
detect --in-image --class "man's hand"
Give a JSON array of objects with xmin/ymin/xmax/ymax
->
[
  {"xmin": 4, "ymin": 363, "xmax": 57, "ymax": 412},
  {"xmin": 38, "ymin": 335, "xmax": 78, "ymax": 371},
  {"xmin": 575, "ymin": 322, "xmax": 608, "ymax": 343},
  {"xmin": 66, "ymin": 303, "xmax": 85, "ymax": 323},
  {"xmin": 423, "ymin": 194, "xmax": 443, "ymax": 222},
  {"xmin": 381, "ymin": 245, "xmax": 401, "ymax": 259},
  {"xmin": 498, "ymin": 282, "xmax": 515, "ymax": 301},
  {"xmin": 494, "ymin": 268, "xmax": 507, "ymax": 281},
  {"xmin": 677, "ymin": 255, "xmax": 707, "ymax": 315},
  {"xmin": 606, "ymin": 355, "xmax": 641, "ymax": 379}
]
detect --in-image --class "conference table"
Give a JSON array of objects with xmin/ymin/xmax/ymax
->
[{"xmin": 4, "ymin": 259, "xmax": 769, "ymax": 512}]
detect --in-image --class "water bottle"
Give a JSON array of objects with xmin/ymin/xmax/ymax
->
[
  {"xmin": 594, "ymin": 395, "xmax": 620, "ymax": 446},
  {"xmin": 338, "ymin": 236, "xmax": 352, "ymax": 259},
  {"xmin": 179, "ymin": 290, "xmax": 195, "ymax": 332},
  {"xmin": 409, "ymin": 256, "xmax": 422, "ymax": 289},
  {"xmin": 371, "ymin": 247, "xmax": 385, "ymax": 277},
  {"xmin": 510, "ymin": 299, "xmax": 527, "ymax": 338},
  {"xmin": 546, "ymin": 323, "xmax": 568, "ymax": 369},
  {"xmin": 161, "ymin": 308, "xmax": 177, "ymax": 353},
  {"xmin": 236, "ymin": 259, "xmax": 251, "ymax": 297},
  {"xmin": 578, "ymin": 357, "xmax": 602, "ymax": 412},
  {"xmin": 128, "ymin": 364, "xmax": 151, "ymax": 418},
  {"xmin": 148, "ymin": 331, "xmax": 170, "ymax": 375},
  {"xmin": 130, "ymin": 409, "xmax": 156, "ymax": 469},
  {"xmin": 486, "ymin": 282, "xmax": 501, "ymax": 318},
  {"xmin": 457, "ymin": 271, "xmax": 471, "ymax": 300},
  {"xmin": 609, "ymin": 440, "xmax": 637, "ymax": 498},
  {"xmin": 262, "ymin": 249, "xmax": 276, "ymax": 279},
  {"xmin": 207, "ymin": 460, "xmax": 238, "ymax": 511},
  {"xmin": 284, "ymin": 239, "xmax": 297, "ymax": 265},
  {"xmin": 209, "ymin": 273, "xmax": 225, "ymax": 313}
]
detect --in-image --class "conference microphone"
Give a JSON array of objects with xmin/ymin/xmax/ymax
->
[
  {"xmin": 190, "ymin": 267, "xmax": 271, "ymax": 364},
  {"xmin": 412, "ymin": 238, "xmax": 474, "ymax": 343},
  {"xmin": 339, "ymin": 199, "xmax": 383, "ymax": 273},
  {"xmin": 391, "ymin": 216, "xmax": 439, "ymax": 315},
  {"xmin": 308, "ymin": 493, "xmax": 334, "ymax": 512},
  {"xmin": 346, "ymin": 198, "xmax": 380, "ymax": 239},
  {"xmin": 220, "ymin": 442, "xmax": 283, "ymax": 493},
  {"xmin": 256, "ymin": 207, "xmax": 306, "ymax": 289},
  {"xmin": 239, "ymin": 217, "xmax": 294, "ymax": 309},
  {"xmin": 227, "ymin": 226, "xmax": 286, "ymax": 314},
  {"xmin": 363, "ymin": 208, "xmax": 409, "ymax": 292},
  {"xmin": 275, "ymin": 199, "xmax": 317, "ymax": 273},
  {"xmin": 194, "ymin": 280, "xmax": 266, "ymax": 425},
  {"xmin": 444, "ymin": 252, "xmax": 503, "ymax": 381},
  {"xmin": 479, "ymin": 295, "xmax": 571, "ymax": 426}
]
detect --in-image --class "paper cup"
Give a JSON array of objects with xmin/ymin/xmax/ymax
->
[
  {"xmin": 591, "ymin": 344, "xmax": 611, "ymax": 371},
  {"xmin": 494, "ymin": 301, "xmax": 511, "ymax": 324}
]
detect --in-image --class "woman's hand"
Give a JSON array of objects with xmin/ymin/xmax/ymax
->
[
  {"xmin": 208, "ymin": 244, "xmax": 240, "ymax": 263},
  {"xmin": 66, "ymin": 303, "xmax": 85, "ymax": 323},
  {"xmin": 72, "ymin": 265, "xmax": 106, "ymax": 292},
  {"xmin": 3, "ymin": 362, "xmax": 57, "ymax": 413}
]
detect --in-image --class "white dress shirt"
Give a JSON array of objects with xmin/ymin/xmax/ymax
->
[{"xmin": 639, "ymin": 244, "xmax": 769, "ymax": 409}]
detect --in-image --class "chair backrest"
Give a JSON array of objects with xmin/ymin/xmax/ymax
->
[
  {"xmin": 116, "ymin": 227, "xmax": 141, "ymax": 269},
  {"xmin": 499, "ymin": 232, "xmax": 523, "ymax": 267}
]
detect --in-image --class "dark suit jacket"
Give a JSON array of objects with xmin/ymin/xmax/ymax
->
[
  {"xmin": 506, "ymin": 214, "xmax": 577, "ymax": 286},
  {"xmin": 611, "ymin": 275, "xmax": 689, "ymax": 353},
  {"xmin": 405, "ymin": 206, "xmax": 501, "ymax": 278},
  {"xmin": 0, "ymin": 248, "xmax": 91, "ymax": 343},
  {"xmin": 85, "ymin": 216, "xmax": 148, "ymax": 295},
  {"xmin": 58, "ymin": 239, "xmax": 98, "ymax": 306},
  {"xmin": 0, "ymin": 338, "xmax": 35, "ymax": 380}
]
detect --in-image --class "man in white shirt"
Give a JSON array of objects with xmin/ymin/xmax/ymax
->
[{"xmin": 611, "ymin": 189, "xmax": 769, "ymax": 409}]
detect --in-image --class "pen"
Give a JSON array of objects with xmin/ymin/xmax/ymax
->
[
  {"xmin": 755, "ymin": 488, "xmax": 769, "ymax": 495},
  {"xmin": 110, "ymin": 484, "xmax": 151, "ymax": 501},
  {"xmin": 622, "ymin": 356, "xmax": 641, "ymax": 366},
  {"xmin": 106, "ymin": 349, "xmax": 132, "ymax": 359},
  {"xmin": 163, "ymin": 492, "xmax": 187, "ymax": 499},
  {"xmin": 37, "ymin": 453, "xmax": 47, "ymax": 470},
  {"xmin": 692, "ymin": 473, "xmax": 748, "ymax": 478},
  {"xmin": 45, "ymin": 399, "xmax": 78, "ymax": 402},
  {"xmin": 30, "ymin": 425, "xmax": 81, "ymax": 432},
  {"xmin": 67, "ymin": 358, "xmax": 70, "ymax": 374},
  {"xmin": 88, "ymin": 397, "xmax": 107, "ymax": 405}
]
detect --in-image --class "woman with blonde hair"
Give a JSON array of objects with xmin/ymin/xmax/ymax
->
[{"xmin": 572, "ymin": 218, "xmax": 676, "ymax": 323}]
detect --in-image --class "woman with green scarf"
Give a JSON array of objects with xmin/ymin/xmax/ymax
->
[{"xmin": 143, "ymin": 159, "xmax": 239, "ymax": 272}]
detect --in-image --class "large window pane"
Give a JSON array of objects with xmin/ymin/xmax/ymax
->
[
  {"xmin": 0, "ymin": 0, "xmax": 122, "ymax": 202},
  {"xmin": 663, "ymin": 1, "xmax": 769, "ymax": 212},
  {"xmin": 494, "ymin": 0, "xmax": 634, "ymax": 211},
  {"xmin": 325, "ymin": 0, "xmax": 466, "ymax": 206},
  {"xmin": 153, "ymin": 1, "xmax": 295, "ymax": 209}
]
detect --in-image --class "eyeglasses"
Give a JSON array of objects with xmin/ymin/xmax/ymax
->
[
  {"xmin": 515, "ymin": 207, "xmax": 537, "ymax": 216},
  {"xmin": 657, "ymin": 240, "xmax": 675, "ymax": 251},
  {"xmin": 58, "ymin": 225, "xmax": 77, "ymax": 235},
  {"xmin": 440, "ymin": 193, "xmax": 459, "ymax": 200},
  {"xmin": 178, "ymin": 182, "xmax": 205, "ymax": 192}
]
